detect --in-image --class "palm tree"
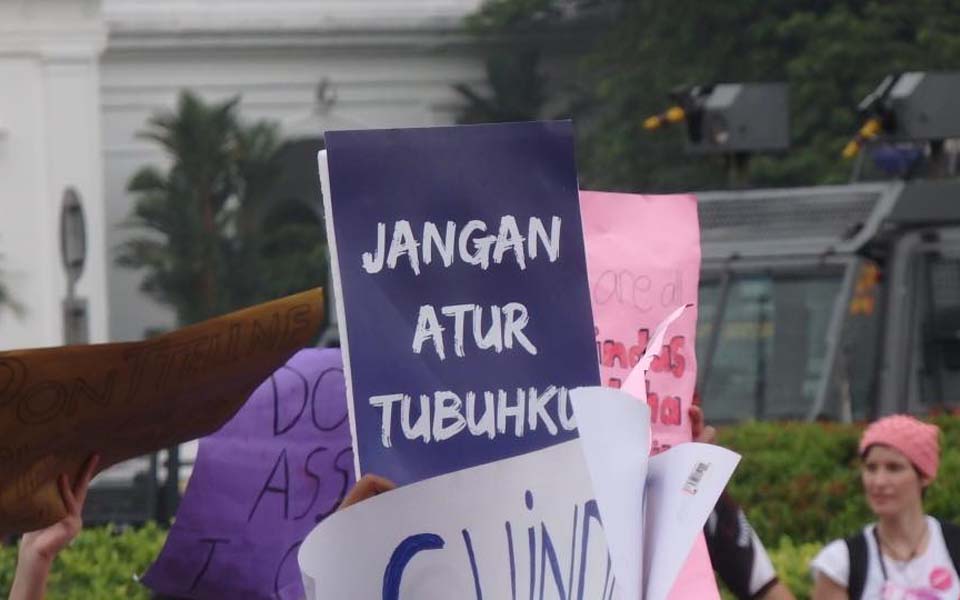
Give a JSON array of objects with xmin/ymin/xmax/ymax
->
[
  {"xmin": 117, "ymin": 91, "xmax": 326, "ymax": 327},
  {"xmin": 455, "ymin": 50, "xmax": 546, "ymax": 124}
]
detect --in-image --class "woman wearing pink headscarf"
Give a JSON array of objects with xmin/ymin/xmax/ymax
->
[{"xmin": 811, "ymin": 415, "xmax": 960, "ymax": 599}]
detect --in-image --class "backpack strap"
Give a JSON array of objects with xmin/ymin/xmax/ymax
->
[
  {"xmin": 937, "ymin": 518, "xmax": 960, "ymax": 576},
  {"xmin": 845, "ymin": 531, "xmax": 869, "ymax": 600}
]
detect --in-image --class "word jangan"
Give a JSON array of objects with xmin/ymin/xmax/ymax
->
[{"xmin": 362, "ymin": 216, "xmax": 562, "ymax": 274}]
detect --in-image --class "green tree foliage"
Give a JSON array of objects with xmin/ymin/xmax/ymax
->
[
  {"xmin": 456, "ymin": 0, "xmax": 602, "ymax": 126},
  {"xmin": 457, "ymin": 2, "xmax": 541, "ymax": 124},
  {"xmin": 455, "ymin": 50, "xmax": 546, "ymax": 124},
  {"xmin": 465, "ymin": 0, "xmax": 960, "ymax": 191},
  {"xmin": 117, "ymin": 91, "xmax": 326, "ymax": 328}
]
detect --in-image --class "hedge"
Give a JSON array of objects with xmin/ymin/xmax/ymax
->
[
  {"xmin": 0, "ymin": 523, "xmax": 166, "ymax": 599},
  {"xmin": 3, "ymin": 524, "xmax": 824, "ymax": 599},
  {"xmin": 1, "ymin": 417, "xmax": 957, "ymax": 599},
  {"xmin": 717, "ymin": 415, "xmax": 960, "ymax": 545}
]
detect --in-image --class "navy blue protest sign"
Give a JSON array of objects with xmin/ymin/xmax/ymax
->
[{"xmin": 321, "ymin": 121, "xmax": 599, "ymax": 485}]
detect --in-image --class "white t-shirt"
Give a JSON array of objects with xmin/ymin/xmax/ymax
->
[{"xmin": 811, "ymin": 517, "xmax": 959, "ymax": 599}]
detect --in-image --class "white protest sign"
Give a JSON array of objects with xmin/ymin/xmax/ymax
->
[
  {"xmin": 298, "ymin": 399, "xmax": 739, "ymax": 599},
  {"xmin": 569, "ymin": 387, "xmax": 650, "ymax": 600},
  {"xmin": 642, "ymin": 443, "xmax": 740, "ymax": 600},
  {"xmin": 622, "ymin": 303, "xmax": 692, "ymax": 399},
  {"xmin": 576, "ymin": 304, "xmax": 740, "ymax": 600},
  {"xmin": 298, "ymin": 439, "xmax": 616, "ymax": 599},
  {"xmin": 571, "ymin": 386, "xmax": 740, "ymax": 600}
]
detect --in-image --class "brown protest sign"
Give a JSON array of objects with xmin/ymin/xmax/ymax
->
[{"xmin": 0, "ymin": 288, "xmax": 324, "ymax": 534}]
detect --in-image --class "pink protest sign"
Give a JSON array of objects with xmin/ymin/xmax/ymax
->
[
  {"xmin": 581, "ymin": 190, "xmax": 718, "ymax": 600},
  {"xmin": 581, "ymin": 190, "xmax": 700, "ymax": 452}
]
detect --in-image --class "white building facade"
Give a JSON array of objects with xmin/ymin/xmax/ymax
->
[
  {"xmin": 0, "ymin": 0, "xmax": 110, "ymax": 351},
  {"xmin": 0, "ymin": 0, "xmax": 485, "ymax": 349}
]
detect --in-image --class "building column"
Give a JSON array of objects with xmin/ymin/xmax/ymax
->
[{"xmin": 0, "ymin": 0, "xmax": 108, "ymax": 350}]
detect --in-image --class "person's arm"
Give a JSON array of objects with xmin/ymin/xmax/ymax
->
[
  {"xmin": 812, "ymin": 573, "xmax": 848, "ymax": 600},
  {"xmin": 9, "ymin": 454, "xmax": 99, "ymax": 600},
  {"xmin": 690, "ymin": 405, "xmax": 797, "ymax": 600},
  {"xmin": 761, "ymin": 581, "xmax": 797, "ymax": 600}
]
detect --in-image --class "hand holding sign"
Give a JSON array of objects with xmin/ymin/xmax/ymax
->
[
  {"xmin": 18, "ymin": 454, "xmax": 99, "ymax": 562},
  {"xmin": 9, "ymin": 454, "xmax": 100, "ymax": 600},
  {"xmin": 689, "ymin": 404, "xmax": 717, "ymax": 444},
  {"xmin": 0, "ymin": 288, "xmax": 324, "ymax": 534},
  {"xmin": 340, "ymin": 474, "xmax": 396, "ymax": 511}
]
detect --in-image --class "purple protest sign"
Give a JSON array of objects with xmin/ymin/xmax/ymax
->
[{"xmin": 142, "ymin": 348, "xmax": 353, "ymax": 600}]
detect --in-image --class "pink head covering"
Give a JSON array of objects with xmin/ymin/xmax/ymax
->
[{"xmin": 859, "ymin": 415, "xmax": 941, "ymax": 481}]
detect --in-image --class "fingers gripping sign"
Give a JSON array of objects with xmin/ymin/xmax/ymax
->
[{"xmin": 339, "ymin": 474, "xmax": 396, "ymax": 511}]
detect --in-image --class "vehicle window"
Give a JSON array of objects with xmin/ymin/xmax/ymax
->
[
  {"xmin": 698, "ymin": 273, "xmax": 842, "ymax": 421},
  {"xmin": 914, "ymin": 228, "xmax": 960, "ymax": 411}
]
